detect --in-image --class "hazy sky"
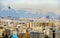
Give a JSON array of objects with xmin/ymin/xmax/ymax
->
[{"xmin": 0, "ymin": 0, "xmax": 60, "ymax": 15}]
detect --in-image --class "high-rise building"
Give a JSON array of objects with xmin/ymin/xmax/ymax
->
[{"xmin": 46, "ymin": 16, "xmax": 49, "ymax": 19}]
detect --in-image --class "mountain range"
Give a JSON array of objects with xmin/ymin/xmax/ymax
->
[{"xmin": 0, "ymin": 6, "xmax": 59, "ymax": 18}]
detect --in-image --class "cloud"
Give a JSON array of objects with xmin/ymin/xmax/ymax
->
[{"xmin": 0, "ymin": 0, "xmax": 60, "ymax": 14}]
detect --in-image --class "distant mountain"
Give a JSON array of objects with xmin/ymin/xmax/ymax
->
[
  {"xmin": 0, "ymin": 3, "xmax": 4, "ymax": 11},
  {"xmin": 0, "ymin": 8, "xmax": 43, "ymax": 18},
  {"xmin": 45, "ymin": 12, "xmax": 57, "ymax": 18},
  {"xmin": 0, "ymin": 8, "xmax": 59, "ymax": 18}
]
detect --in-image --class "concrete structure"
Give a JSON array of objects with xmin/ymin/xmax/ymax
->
[{"xmin": 30, "ymin": 32, "xmax": 44, "ymax": 38}]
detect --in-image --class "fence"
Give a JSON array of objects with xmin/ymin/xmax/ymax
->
[
  {"xmin": 30, "ymin": 32, "xmax": 44, "ymax": 38},
  {"xmin": 49, "ymin": 30, "xmax": 60, "ymax": 38}
]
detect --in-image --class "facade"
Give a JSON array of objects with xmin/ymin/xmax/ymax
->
[{"xmin": 0, "ymin": 17, "xmax": 60, "ymax": 33}]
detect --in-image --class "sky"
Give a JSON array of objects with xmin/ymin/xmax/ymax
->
[{"xmin": 0, "ymin": 0, "xmax": 60, "ymax": 18}]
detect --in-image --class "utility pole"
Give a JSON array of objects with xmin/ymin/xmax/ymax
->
[
  {"xmin": 53, "ymin": 29, "xmax": 55, "ymax": 38},
  {"xmin": 52, "ymin": 19, "xmax": 55, "ymax": 38}
]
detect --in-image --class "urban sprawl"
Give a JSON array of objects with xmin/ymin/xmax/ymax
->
[{"xmin": 0, "ymin": 16, "xmax": 60, "ymax": 38}]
